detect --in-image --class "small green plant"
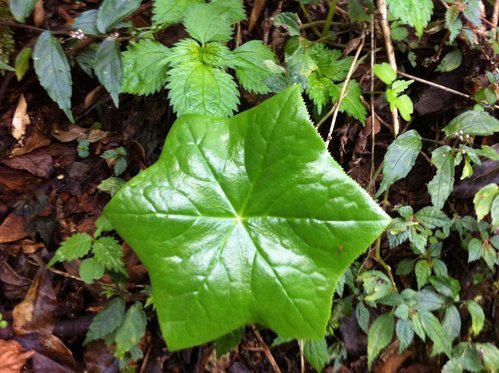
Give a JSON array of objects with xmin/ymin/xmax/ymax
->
[
  {"xmin": 373, "ymin": 62, "xmax": 414, "ymax": 121},
  {"xmin": 101, "ymin": 146, "xmax": 128, "ymax": 176}
]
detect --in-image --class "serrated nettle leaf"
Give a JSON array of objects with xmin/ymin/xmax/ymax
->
[
  {"xmin": 115, "ymin": 302, "xmax": 147, "ymax": 359},
  {"xmin": 457, "ymin": 343, "xmax": 484, "ymax": 372},
  {"xmin": 84, "ymin": 297, "xmax": 126, "ymax": 344},
  {"xmin": 33, "ymin": 32, "xmax": 74, "ymax": 122},
  {"xmin": 445, "ymin": 5, "xmax": 463, "ymax": 43},
  {"xmin": 397, "ymin": 205, "xmax": 414, "ymax": 218},
  {"xmin": 232, "ymin": 40, "xmax": 281, "ymax": 94},
  {"xmin": 304, "ymin": 339, "xmax": 330, "ymax": 372},
  {"xmin": 467, "ymin": 238, "xmax": 482, "ymax": 262},
  {"xmin": 436, "ymin": 50, "xmax": 462, "ymax": 73},
  {"xmin": 95, "ymin": 38, "xmax": 122, "ymax": 107},
  {"xmin": 92, "ymin": 236, "xmax": 126, "ymax": 274},
  {"xmin": 465, "ymin": 300, "xmax": 484, "ymax": 336},
  {"xmin": 152, "ymin": 0, "xmax": 204, "ymax": 26},
  {"xmin": 473, "ymin": 184, "xmax": 498, "ymax": 221},
  {"xmin": 390, "ymin": 79, "xmax": 413, "ymax": 95},
  {"xmin": 377, "ymin": 130, "xmax": 422, "ymax": 197},
  {"xmin": 72, "ymin": 10, "xmax": 100, "ymax": 35},
  {"xmin": 415, "ymin": 260, "xmax": 431, "ymax": 290},
  {"xmin": 210, "ymin": 0, "xmax": 246, "ymax": 24},
  {"xmin": 167, "ymin": 62, "xmax": 239, "ymax": 117},
  {"xmin": 392, "ymin": 94, "xmax": 414, "ymax": 121},
  {"xmin": 428, "ymin": 146, "xmax": 455, "ymax": 210},
  {"xmin": 478, "ymin": 343, "xmax": 499, "ymax": 370},
  {"xmin": 396, "ymin": 319, "xmax": 414, "ymax": 353},
  {"xmin": 415, "ymin": 207, "xmax": 451, "ymax": 229},
  {"xmin": 9, "ymin": 0, "xmax": 38, "ymax": 23},
  {"xmin": 306, "ymin": 73, "xmax": 331, "ymax": 114},
  {"xmin": 419, "ymin": 311, "xmax": 452, "ymax": 357},
  {"xmin": 48, "ymin": 233, "xmax": 93, "ymax": 266},
  {"xmin": 96, "ymin": 0, "xmax": 142, "ymax": 33},
  {"xmin": 443, "ymin": 305, "xmax": 461, "ymax": 341},
  {"xmin": 442, "ymin": 358, "xmax": 464, "ymax": 373},
  {"xmin": 355, "ymin": 302, "xmax": 370, "ymax": 334},
  {"xmin": 104, "ymin": 86, "xmax": 390, "ymax": 350},
  {"xmin": 368, "ymin": 313, "xmax": 394, "ymax": 369},
  {"xmin": 429, "ymin": 276, "xmax": 459, "ymax": 299},
  {"xmin": 307, "ymin": 43, "xmax": 350, "ymax": 82},
  {"xmin": 409, "ymin": 228, "xmax": 427, "ymax": 255},
  {"xmin": 274, "ymin": 12, "xmax": 301, "ymax": 36},
  {"xmin": 329, "ymin": 80, "xmax": 367, "ymax": 123},
  {"xmin": 443, "ymin": 110, "xmax": 499, "ymax": 137},
  {"xmin": 79, "ymin": 257, "xmax": 105, "ymax": 284},
  {"xmin": 394, "ymin": 304, "xmax": 409, "ymax": 320},
  {"xmin": 121, "ymin": 39, "xmax": 170, "ymax": 95},
  {"xmin": 386, "ymin": 0, "xmax": 434, "ymax": 38},
  {"xmin": 14, "ymin": 47, "xmax": 32, "ymax": 81},
  {"xmin": 373, "ymin": 63, "xmax": 396, "ymax": 85},
  {"xmin": 184, "ymin": 3, "xmax": 234, "ymax": 44}
]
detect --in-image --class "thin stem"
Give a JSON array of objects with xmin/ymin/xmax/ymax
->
[
  {"xmin": 0, "ymin": 20, "xmax": 67, "ymax": 35},
  {"xmin": 321, "ymin": 0, "xmax": 338, "ymax": 38},
  {"xmin": 251, "ymin": 325, "xmax": 282, "ymax": 373},
  {"xmin": 299, "ymin": 3, "xmax": 323, "ymax": 38}
]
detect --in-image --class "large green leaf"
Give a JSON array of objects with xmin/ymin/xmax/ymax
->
[
  {"xmin": 9, "ymin": 0, "xmax": 38, "ymax": 23},
  {"xmin": 104, "ymin": 86, "xmax": 390, "ymax": 350},
  {"xmin": 152, "ymin": 0, "xmax": 204, "ymax": 26},
  {"xmin": 184, "ymin": 3, "xmax": 234, "ymax": 44},
  {"xmin": 376, "ymin": 130, "xmax": 422, "ymax": 197},
  {"xmin": 96, "ymin": 0, "xmax": 142, "ymax": 33},
  {"xmin": 443, "ymin": 110, "xmax": 499, "ymax": 137},
  {"xmin": 95, "ymin": 39, "xmax": 122, "ymax": 107},
  {"xmin": 33, "ymin": 32, "xmax": 74, "ymax": 122},
  {"xmin": 428, "ymin": 146, "xmax": 455, "ymax": 210}
]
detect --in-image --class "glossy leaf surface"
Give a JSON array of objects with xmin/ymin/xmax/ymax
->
[
  {"xmin": 443, "ymin": 110, "xmax": 499, "ymax": 137},
  {"xmin": 105, "ymin": 86, "xmax": 390, "ymax": 350}
]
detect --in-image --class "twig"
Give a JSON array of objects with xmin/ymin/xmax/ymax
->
[
  {"xmin": 397, "ymin": 70, "xmax": 499, "ymax": 109},
  {"xmin": 251, "ymin": 325, "xmax": 281, "ymax": 373},
  {"xmin": 0, "ymin": 21, "xmax": 67, "ymax": 35},
  {"xmin": 493, "ymin": 0, "xmax": 499, "ymax": 40},
  {"xmin": 377, "ymin": 0, "xmax": 400, "ymax": 136},
  {"xmin": 369, "ymin": 16, "xmax": 376, "ymax": 194},
  {"xmin": 323, "ymin": 32, "xmax": 366, "ymax": 147},
  {"xmin": 299, "ymin": 2, "xmax": 323, "ymax": 38},
  {"xmin": 299, "ymin": 339, "xmax": 305, "ymax": 373}
]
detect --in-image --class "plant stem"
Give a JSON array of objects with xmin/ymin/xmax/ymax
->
[
  {"xmin": 373, "ymin": 234, "xmax": 396, "ymax": 286},
  {"xmin": 321, "ymin": 0, "xmax": 338, "ymax": 38},
  {"xmin": 299, "ymin": 3, "xmax": 322, "ymax": 38}
]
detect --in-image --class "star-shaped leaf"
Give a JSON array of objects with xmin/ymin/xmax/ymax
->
[{"xmin": 104, "ymin": 85, "xmax": 390, "ymax": 350}]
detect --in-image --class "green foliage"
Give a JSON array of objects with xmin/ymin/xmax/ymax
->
[
  {"xmin": 274, "ymin": 12, "xmax": 301, "ymax": 36},
  {"xmin": 428, "ymin": 146, "xmax": 455, "ymax": 210},
  {"xmin": 95, "ymin": 38, "xmax": 122, "ymax": 107},
  {"xmin": 96, "ymin": 0, "xmax": 142, "ymax": 34},
  {"xmin": 435, "ymin": 50, "xmax": 462, "ymax": 73},
  {"xmin": 0, "ymin": 313, "xmax": 8, "ymax": 328},
  {"xmin": 101, "ymin": 146, "xmax": 128, "ymax": 176},
  {"xmin": 104, "ymin": 86, "xmax": 390, "ymax": 350},
  {"xmin": 152, "ymin": 0, "xmax": 203, "ymax": 26},
  {"xmin": 386, "ymin": 0, "xmax": 434, "ymax": 38},
  {"xmin": 443, "ymin": 110, "xmax": 499, "ymax": 137},
  {"xmin": 33, "ymin": 32, "xmax": 74, "ymax": 122},
  {"xmin": 465, "ymin": 300, "xmax": 484, "ymax": 336},
  {"xmin": 14, "ymin": 47, "xmax": 31, "ymax": 80},
  {"xmin": 115, "ymin": 302, "xmax": 147, "ymax": 359},
  {"xmin": 368, "ymin": 313, "xmax": 394, "ymax": 368},
  {"xmin": 9, "ymin": 0, "xmax": 38, "ymax": 23},
  {"xmin": 376, "ymin": 130, "xmax": 422, "ymax": 197},
  {"xmin": 304, "ymin": 339, "xmax": 330, "ymax": 372}
]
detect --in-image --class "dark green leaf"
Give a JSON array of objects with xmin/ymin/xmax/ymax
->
[
  {"xmin": 355, "ymin": 302, "xmax": 370, "ymax": 334},
  {"xmin": 443, "ymin": 110, "xmax": 499, "ymax": 137},
  {"xmin": 104, "ymin": 86, "xmax": 390, "ymax": 350},
  {"xmin": 435, "ymin": 50, "xmax": 462, "ymax": 73},
  {"xmin": 304, "ymin": 339, "xmax": 330, "ymax": 372},
  {"xmin": 411, "ymin": 312, "xmax": 425, "ymax": 341},
  {"xmin": 414, "ymin": 289, "xmax": 446, "ymax": 312},
  {"xmin": 48, "ymin": 233, "xmax": 92, "ymax": 266},
  {"xmin": 96, "ymin": 0, "xmax": 142, "ymax": 33},
  {"xmin": 368, "ymin": 313, "xmax": 394, "ymax": 369},
  {"xmin": 396, "ymin": 259, "xmax": 415, "ymax": 276},
  {"xmin": 215, "ymin": 328, "xmax": 243, "ymax": 356},
  {"xmin": 79, "ymin": 257, "xmax": 105, "ymax": 284},
  {"xmin": 415, "ymin": 207, "xmax": 451, "ymax": 229},
  {"xmin": 92, "ymin": 236, "xmax": 126, "ymax": 274},
  {"xmin": 428, "ymin": 146, "xmax": 455, "ymax": 210},
  {"xmin": 33, "ymin": 32, "xmax": 74, "ymax": 122},
  {"xmin": 468, "ymin": 238, "xmax": 482, "ymax": 262},
  {"xmin": 415, "ymin": 260, "xmax": 431, "ymax": 290},
  {"xmin": 396, "ymin": 319, "xmax": 414, "ymax": 353},
  {"xmin": 115, "ymin": 302, "xmax": 147, "ymax": 359},
  {"xmin": 377, "ymin": 130, "xmax": 421, "ymax": 197},
  {"xmin": 442, "ymin": 305, "xmax": 461, "ymax": 341},
  {"xmin": 477, "ymin": 343, "xmax": 499, "ymax": 370},
  {"xmin": 72, "ymin": 10, "xmax": 100, "ymax": 35},
  {"xmin": 95, "ymin": 39, "xmax": 122, "ymax": 107},
  {"xmin": 184, "ymin": 3, "xmax": 234, "ymax": 44},
  {"xmin": 84, "ymin": 297, "xmax": 126, "ymax": 344},
  {"xmin": 329, "ymin": 80, "xmax": 367, "ymax": 123},
  {"xmin": 9, "ymin": 0, "xmax": 38, "ymax": 23},
  {"xmin": 274, "ymin": 12, "xmax": 301, "ymax": 36},
  {"xmin": 347, "ymin": 0, "xmax": 371, "ymax": 21},
  {"xmin": 419, "ymin": 311, "xmax": 452, "ymax": 357}
]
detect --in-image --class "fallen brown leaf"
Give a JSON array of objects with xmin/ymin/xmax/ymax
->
[
  {"xmin": 0, "ymin": 213, "xmax": 28, "ymax": 244},
  {"xmin": 0, "ymin": 339, "xmax": 34, "ymax": 373},
  {"xmin": 2, "ymin": 150, "xmax": 53, "ymax": 178},
  {"xmin": 34, "ymin": 1, "xmax": 45, "ymax": 27},
  {"xmin": 11, "ymin": 94, "xmax": 30, "ymax": 145}
]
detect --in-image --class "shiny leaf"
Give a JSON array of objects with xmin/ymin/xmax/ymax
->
[
  {"xmin": 104, "ymin": 86, "xmax": 390, "ymax": 350},
  {"xmin": 96, "ymin": 0, "xmax": 142, "ymax": 33},
  {"xmin": 443, "ymin": 110, "xmax": 499, "ymax": 137}
]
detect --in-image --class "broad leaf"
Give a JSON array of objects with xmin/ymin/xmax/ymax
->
[
  {"xmin": 274, "ymin": 12, "xmax": 301, "ymax": 36},
  {"xmin": 419, "ymin": 310, "xmax": 452, "ymax": 357},
  {"xmin": 386, "ymin": 0, "xmax": 434, "ymax": 38},
  {"xmin": 152, "ymin": 0, "xmax": 204, "ymax": 26},
  {"xmin": 232, "ymin": 40, "xmax": 280, "ymax": 94},
  {"xmin": 377, "ymin": 130, "xmax": 422, "ymax": 197},
  {"xmin": 442, "ymin": 305, "xmax": 461, "ymax": 342},
  {"xmin": 79, "ymin": 257, "xmax": 105, "ymax": 284},
  {"xmin": 210, "ymin": 0, "xmax": 246, "ymax": 24},
  {"xmin": 184, "ymin": 3, "xmax": 234, "ymax": 44},
  {"xmin": 166, "ymin": 62, "xmax": 239, "ymax": 117},
  {"xmin": 9, "ymin": 0, "xmax": 38, "ymax": 23},
  {"xmin": 368, "ymin": 313, "xmax": 394, "ymax": 369},
  {"xmin": 96, "ymin": 0, "xmax": 142, "ymax": 33},
  {"xmin": 443, "ymin": 110, "xmax": 499, "ymax": 137},
  {"xmin": 373, "ymin": 63, "xmax": 396, "ymax": 85},
  {"xmin": 84, "ymin": 297, "xmax": 126, "ymax": 344},
  {"xmin": 427, "ymin": 146, "xmax": 455, "ymax": 210},
  {"xmin": 478, "ymin": 343, "xmax": 499, "ymax": 370},
  {"xmin": 95, "ymin": 38, "xmax": 122, "ymax": 107},
  {"xmin": 465, "ymin": 300, "xmax": 484, "ymax": 336},
  {"xmin": 92, "ymin": 236, "xmax": 126, "ymax": 274},
  {"xmin": 48, "ymin": 233, "xmax": 92, "ymax": 266},
  {"xmin": 415, "ymin": 207, "xmax": 451, "ymax": 229},
  {"xmin": 435, "ymin": 50, "xmax": 462, "ymax": 73},
  {"xmin": 396, "ymin": 319, "xmax": 414, "ymax": 353},
  {"xmin": 473, "ymin": 183, "xmax": 498, "ymax": 221},
  {"xmin": 33, "ymin": 32, "xmax": 74, "ymax": 122},
  {"xmin": 304, "ymin": 339, "xmax": 330, "ymax": 372},
  {"xmin": 104, "ymin": 86, "xmax": 390, "ymax": 350},
  {"xmin": 114, "ymin": 302, "xmax": 147, "ymax": 359},
  {"xmin": 72, "ymin": 10, "xmax": 100, "ymax": 35}
]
